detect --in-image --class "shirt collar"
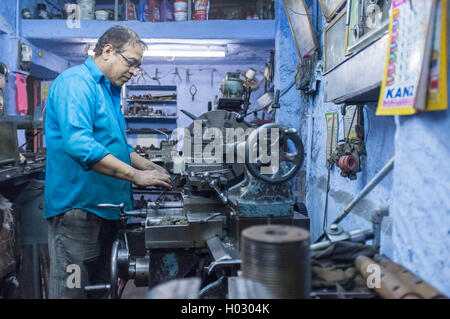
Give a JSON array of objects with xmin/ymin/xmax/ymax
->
[
  {"xmin": 84, "ymin": 57, "xmax": 122, "ymax": 95},
  {"xmin": 84, "ymin": 56, "xmax": 105, "ymax": 83}
]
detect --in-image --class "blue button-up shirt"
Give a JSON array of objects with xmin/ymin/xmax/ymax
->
[{"xmin": 44, "ymin": 57, "xmax": 134, "ymax": 220}]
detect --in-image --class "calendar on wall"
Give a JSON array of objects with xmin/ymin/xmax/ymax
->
[
  {"xmin": 426, "ymin": 0, "xmax": 448, "ymax": 111},
  {"xmin": 376, "ymin": 0, "xmax": 437, "ymax": 115}
]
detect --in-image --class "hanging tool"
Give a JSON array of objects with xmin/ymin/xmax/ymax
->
[
  {"xmin": 186, "ymin": 69, "xmax": 193, "ymax": 84},
  {"xmin": 190, "ymin": 84, "xmax": 197, "ymax": 101},
  {"xmin": 153, "ymin": 176, "xmax": 177, "ymax": 209},
  {"xmin": 136, "ymin": 68, "xmax": 150, "ymax": 84},
  {"xmin": 210, "ymin": 69, "xmax": 218, "ymax": 88},
  {"xmin": 172, "ymin": 67, "xmax": 182, "ymax": 83},
  {"xmin": 199, "ymin": 67, "xmax": 218, "ymax": 88},
  {"xmin": 151, "ymin": 68, "xmax": 161, "ymax": 85}
]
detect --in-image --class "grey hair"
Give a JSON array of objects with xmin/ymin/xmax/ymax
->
[{"xmin": 94, "ymin": 25, "xmax": 147, "ymax": 56}]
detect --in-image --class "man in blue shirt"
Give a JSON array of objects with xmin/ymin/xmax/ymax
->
[{"xmin": 45, "ymin": 26, "xmax": 172, "ymax": 298}]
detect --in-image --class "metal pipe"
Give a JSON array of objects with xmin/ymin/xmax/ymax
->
[
  {"xmin": 180, "ymin": 109, "xmax": 198, "ymax": 120},
  {"xmin": 305, "ymin": 111, "xmax": 313, "ymax": 183},
  {"xmin": 32, "ymin": 243, "xmax": 42, "ymax": 299},
  {"xmin": 84, "ymin": 284, "xmax": 111, "ymax": 292},
  {"xmin": 315, "ymin": 157, "xmax": 395, "ymax": 242},
  {"xmin": 115, "ymin": 0, "xmax": 119, "ymax": 21},
  {"xmin": 372, "ymin": 206, "xmax": 389, "ymax": 251},
  {"xmin": 15, "ymin": 0, "xmax": 19, "ymax": 38}
]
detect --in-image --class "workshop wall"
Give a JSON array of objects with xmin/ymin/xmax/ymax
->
[
  {"xmin": 276, "ymin": 0, "xmax": 449, "ymax": 296},
  {"xmin": 392, "ymin": 99, "xmax": 450, "ymax": 295},
  {"xmin": 125, "ymin": 62, "xmax": 268, "ymax": 146},
  {"xmin": 0, "ymin": 0, "xmax": 18, "ymax": 116}
]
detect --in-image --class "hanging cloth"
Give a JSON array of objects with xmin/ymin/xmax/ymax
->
[{"xmin": 16, "ymin": 73, "xmax": 28, "ymax": 115}]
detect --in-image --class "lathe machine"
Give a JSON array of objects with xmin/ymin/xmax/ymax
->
[{"xmin": 96, "ymin": 108, "xmax": 309, "ymax": 299}]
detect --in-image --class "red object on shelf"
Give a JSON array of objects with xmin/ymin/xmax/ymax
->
[
  {"xmin": 148, "ymin": 0, "xmax": 161, "ymax": 22},
  {"xmin": 194, "ymin": 0, "xmax": 208, "ymax": 20}
]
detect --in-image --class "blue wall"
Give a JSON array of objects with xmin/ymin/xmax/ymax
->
[{"xmin": 276, "ymin": 0, "xmax": 449, "ymax": 295}]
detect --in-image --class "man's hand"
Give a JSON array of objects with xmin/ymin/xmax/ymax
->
[
  {"xmin": 132, "ymin": 169, "xmax": 172, "ymax": 189},
  {"xmin": 148, "ymin": 161, "xmax": 170, "ymax": 175},
  {"xmin": 92, "ymin": 154, "xmax": 172, "ymax": 189},
  {"xmin": 130, "ymin": 151, "xmax": 170, "ymax": 175}
]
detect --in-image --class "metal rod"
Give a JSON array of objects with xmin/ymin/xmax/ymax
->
[
  {"xmin": 180, "ymin": 109, "xmax": 198, "ymax": 120},
  {"xmin": 32, "ymin": 243, "xmax": 42, "ymax": 299},
  {"xmin": 315, "ymin": 157, "xmax": 395, "ymax": 242},
  {"xmin": 115, "ymin": 0, "xmax": 119, "ymax": 21}
]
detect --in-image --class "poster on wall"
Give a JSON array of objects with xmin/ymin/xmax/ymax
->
[
  {"xmin": 318, "ymin": 0, "xmax": 346, "ymax": 21},
  {"xmin": 282, "ymin": 0, "xmax": 318, "ymax": 59},
  {"xmin": 343, "ymin": 105, "xmax": 358, "ymax": 138},
  {"xmin": 376, "ymin": 0, "xmax": 437, "ymax": 115},
  {"xmin": 325, "ymin": 112, "xmax": 338, "ymax": 167},
  {"xmin": 41, "ymin": 81, "xmax": 53, "ymax": 107},
  {"xmin": 426, "ymin": 0, "xmax": 448, "ymax": 111}
]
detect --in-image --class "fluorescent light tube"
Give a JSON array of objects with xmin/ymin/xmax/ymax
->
[
  {"xmin": 144, "ymin": 50, "xmax": 226, "ymax": 57},
  {"xmin": 87, "ymin": 45, "xmax": 226, "ymax": 58}
]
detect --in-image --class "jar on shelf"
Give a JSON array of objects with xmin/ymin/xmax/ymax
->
[
  {"xmin": 36, "ymin": 3, "xmax": 49, "ymax": 19},
  {"xmin": 174, "ymin": 0, "xmax": 187, "ymax": 21},
  {"xmin": 77, "ymin": 0, "xmax": 96, "ymax": 20},
  {"xmin": 22, "ymin": 8, "xmax": 32, "ymax": 19}
]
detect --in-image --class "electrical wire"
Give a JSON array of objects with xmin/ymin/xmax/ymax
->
[
  {"xmin": 18, "ymin": 131, "xmax": 40, "ymax": 150},
  {"xmin": 364, "ymin": 107, "xmax": 371, "ymax": 143},
  {"xmin": 323, "ymin": 113, "xmax": 336, "ymax": 233}
]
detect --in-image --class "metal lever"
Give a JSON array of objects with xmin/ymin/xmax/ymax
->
[
  {"xmin": 202, "ymin": 172, "xmax": 228, "ymax": 204},
  {"xmin": 205, "ymin": 257, "xmax": 242, "ymax": 276},
  {"xmin": 272, "ymin": 89, "xmax": 280, "ymax": 109}
]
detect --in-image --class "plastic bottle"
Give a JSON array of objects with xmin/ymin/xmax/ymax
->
[
  {"xmin": 194, "ymin": 0, "xmax": 208, "ymax": 20},
  {"xmin": 138, "ymin": 0, "xmax": 149, "ymax": 21},
  {"xmin": 148, "ymin": 0, "xmax": 161, "ymax": 22},
  {"xmin": 161, "ymin": 0, "xmax": 174, "ymax": 22},
  {"xmin": 173, "ymin": 153, "xmax": 185, "ymax": 174},
  {"xmin": 174, "ymin": 0, "xmax": 188, "ymax": 21}
]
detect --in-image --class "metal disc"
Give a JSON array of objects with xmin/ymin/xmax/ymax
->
[{"xmin": 241, "ymin": 225, "xmax": 310, "ymax": 299}]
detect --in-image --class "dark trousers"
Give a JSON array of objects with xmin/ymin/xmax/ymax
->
[{"xmin": 47, "ymin": 209, "xmax": 119, "ymax": 299}]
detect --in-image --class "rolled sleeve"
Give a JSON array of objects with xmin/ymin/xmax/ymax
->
[
  {"xmin": 52, "ymin": 76, "xmax": 110, "ymax": 170},
  {"xmin": 80, "ymin": 143, "xmax": 110, "ymax": 170}
]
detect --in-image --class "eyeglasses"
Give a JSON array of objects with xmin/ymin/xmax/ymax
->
[{"xmin": 117, "ymin": 52, "xmax": 142, "ymax": 74}]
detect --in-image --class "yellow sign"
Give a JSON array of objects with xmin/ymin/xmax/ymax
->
[{"xmin": 426, "ymin": 0, "xmax": 448, "ymax": 111}]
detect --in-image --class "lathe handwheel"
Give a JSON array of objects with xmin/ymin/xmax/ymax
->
[
  {"xmin": 110, "ymin": 239, "xmax": 126, "ymax": 299},
  {"xmin": 245, "ymin": 123, "xmax": 304, "ymax": 184}
]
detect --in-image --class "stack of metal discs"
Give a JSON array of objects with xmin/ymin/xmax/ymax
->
[{"xmin": 241, "ymin": 224, "xmax": 310, "ymax": 299}]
